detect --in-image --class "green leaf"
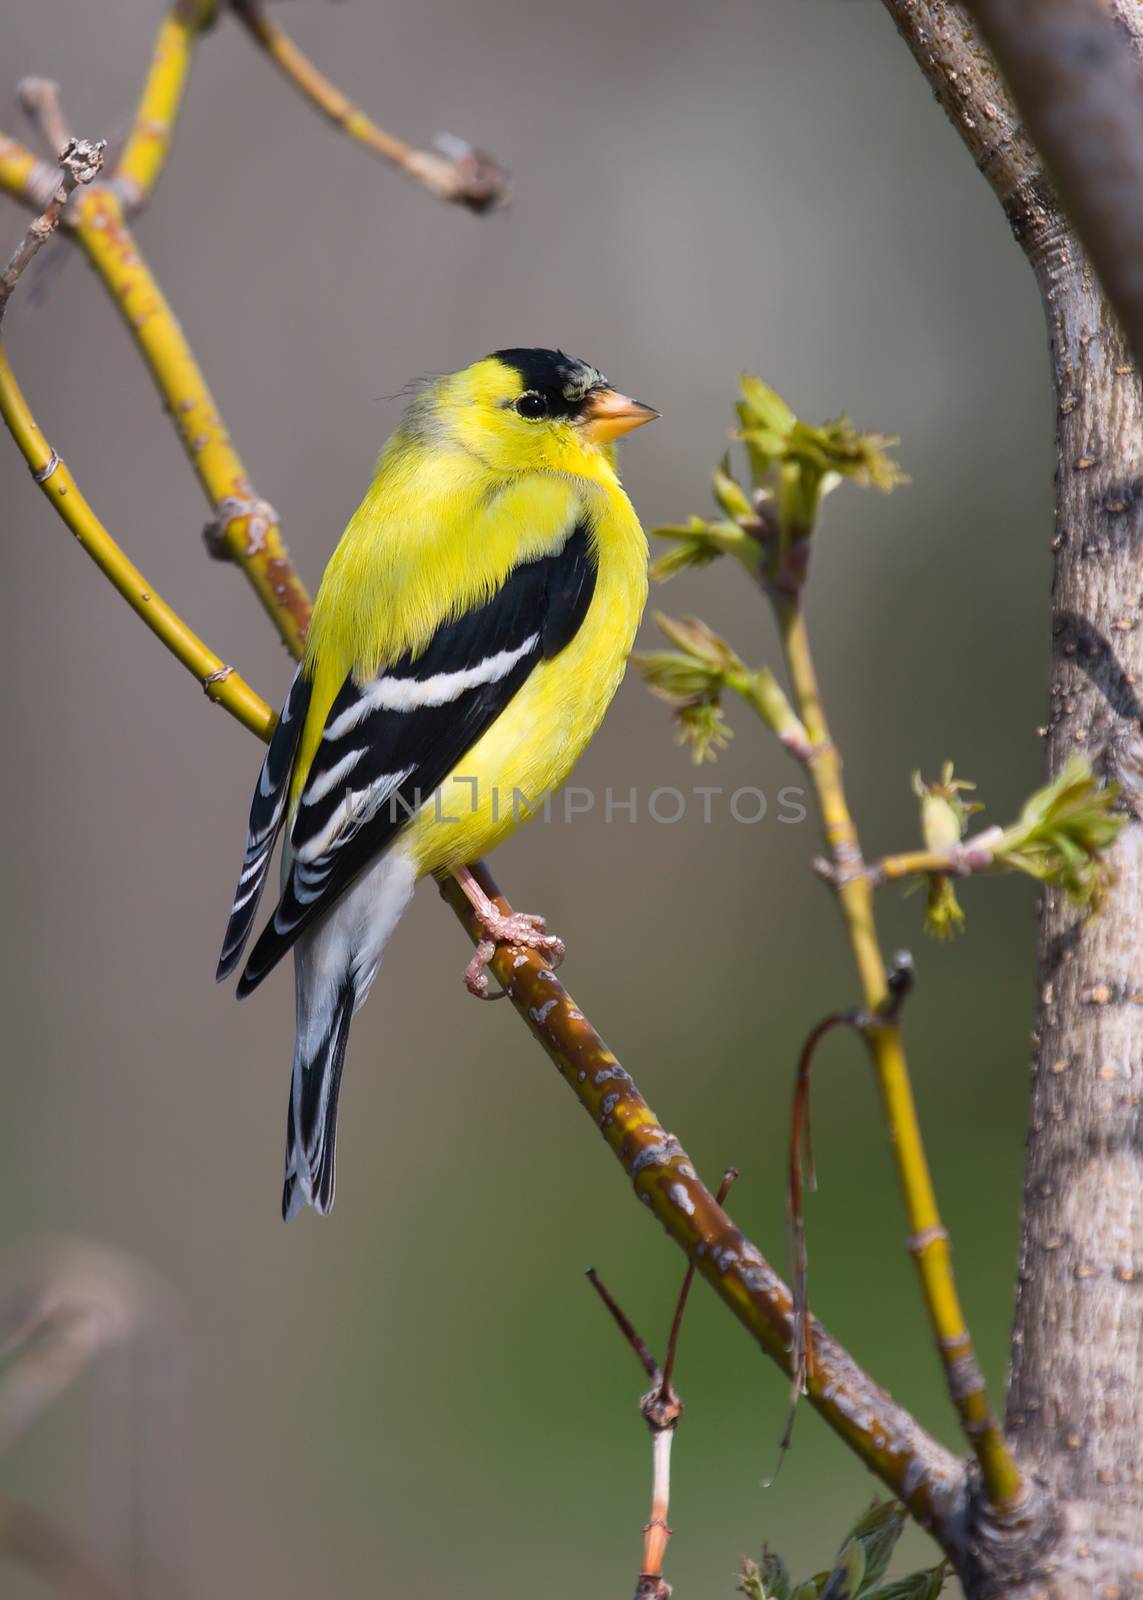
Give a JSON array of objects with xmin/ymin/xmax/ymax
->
[
  {"xmin": 739, "ymin": 374, "xmax": 795, "ymax": 435},
  {"xmin": 996, "ymin": 754, "xmax": 1125, "ymax": 906},
  {"xmin": 791, "ymin": 1579, "xmax": 829, "ymax": 1600},
  {"xmin": 837, "ymin": 1501, "xmax": 907, "ymax": 1592},
  {"xmin": 864, "ymin": 1562, "xmax": 947, "ymax": 1600},
  {"xmin": 820, "ymin": 1542, "xmax": 865, "ymax": 1600}
]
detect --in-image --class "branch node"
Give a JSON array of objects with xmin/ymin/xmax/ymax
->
[
  {"xmin": 907, "ymin": 1225, "xmax": 950, "ymax": 1258},
  {"xmin": 31, "ymin": 449, "xmax": 60, "ymax": 484},
  {"xmin": 202, "ymin": 494, "xmax": 279, "ymax": 562}
]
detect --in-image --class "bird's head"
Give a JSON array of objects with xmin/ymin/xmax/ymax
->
[{"xmin": 416, "ymin": 348, "xmax": 658, "ymax": 476}]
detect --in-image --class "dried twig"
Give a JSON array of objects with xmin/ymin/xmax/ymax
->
[{"xmin": 0, "ymin": 137, "xmax": 103, "ymax": 323}]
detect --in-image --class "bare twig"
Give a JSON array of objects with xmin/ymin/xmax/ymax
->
[
  {"xmin": 961, "ymin": 0, "xmax": 1143, "ymax": 374},
  {"xmin": 0, "ymin": 137, "xmax": 103, "ymax": 323},
  {"xmin": 787, "ymin": 1012, "xmax": 863, "ymax": 1415},
  {"xmin": 585, "ymin": 1268, "xmax": 661, "ymax": 1386},
  {"xmin": 230, "ymin": 0, "xmax": 509, "ymax": 211},
  {"xmin": 660, "ymin": 1166, "xmax": 738, "ymax": 1399},
  {"xmin": 586, "ymin": 1268, "xmax": 684, "ymax": 1599},
  {"xmin": 17, "ymin": 77, "xmax": 75, "ymax": 157}
]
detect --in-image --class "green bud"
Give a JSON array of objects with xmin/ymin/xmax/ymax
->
[
  {"xmin": 912, "ymin": 763, "xmax": 981, "ymax": 850},
  {"xmin": 713, "ymin": 456, "xmax": 755, "ymax": 522}
]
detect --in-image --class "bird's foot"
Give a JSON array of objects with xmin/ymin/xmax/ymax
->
[{"xmin": 463, "ymin": 908, "xmax": 566, "ymax": 1000}]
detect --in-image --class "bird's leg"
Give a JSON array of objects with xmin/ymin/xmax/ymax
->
[{"xmin": 452, "ymin": 864, "xmax": 566, "ymax": 999}]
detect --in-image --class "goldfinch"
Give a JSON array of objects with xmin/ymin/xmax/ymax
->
[{"xmin": 217, "ymin": 348, "xmax": 656, "ymax": 1219}]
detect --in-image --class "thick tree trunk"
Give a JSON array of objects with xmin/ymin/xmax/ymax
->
[{"xmin": 999, "ymin": 193, "xmax": 1143, "ymax": 1600}]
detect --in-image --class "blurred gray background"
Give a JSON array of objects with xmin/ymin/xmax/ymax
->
[{"xmin": 1, "ymin": 2, "xmax": 1050, "ymax": 1595}]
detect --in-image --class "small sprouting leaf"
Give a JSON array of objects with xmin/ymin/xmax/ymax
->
[
  {"xmin": 633, "ymin": 615, "xmax": 744, "ymax": 764},
  {"xmin": 732, "ymin": 376, "xmax": 905, "ymax": 542},
  {"xmin": 713, "ymin": 455, "xmax": 755, "ymax": 522},
  {"xmin": 864, "ymin": 1561, "xmax": 948, "ymax": 1600},
  {"xmin": 996, "ymin": 754, "xmax": 1125, "ymax": 906},
  {"xmin": 649, "ymin": 514, "xmax": 758, "ymax": 581},
  {"xmin": 739, "ymin": 374, "xmax": 796, "ymax": 435},
  {"xmin": 837, "ymin": 1502, "xmax": 907, "ymax": 1592},
  {"xmin": 738, "ymin": 1549, "xmax": 793, "ymax": 1600}
]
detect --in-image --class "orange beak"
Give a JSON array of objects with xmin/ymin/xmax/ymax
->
[{"xmin": 580, "ymin": 388, "xmax": 660, "ymax": 444}]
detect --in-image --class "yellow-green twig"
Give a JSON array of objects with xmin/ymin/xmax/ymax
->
[
  {"xmin": 0, "ymin": 339, "xmax": 273, "ymax": 739},
  {"xmin": 230, "ymin": 0, "xmax": 509, "ymax": 211},
  {"xmin": 114, "ymin": 1, "xmax": 218, "ymax": 211},
  {"xmin": 71, "ymin": 185, "xmax": 312, "ymax": 657},
  {"xmin": 773, "ymin": 593, "xmax": 1024, "ymax": 1512}
]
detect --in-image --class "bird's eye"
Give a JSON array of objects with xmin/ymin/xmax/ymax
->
[{"xmin": 514, "ymin": 391, "xmax": 549, "ymax": 421}]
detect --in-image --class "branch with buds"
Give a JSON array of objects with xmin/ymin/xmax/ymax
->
[{"xmin": 638, "ymin": 374, "xmax": 1044, "ymax": 1516}]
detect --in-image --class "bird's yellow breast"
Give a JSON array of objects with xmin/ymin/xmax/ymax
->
[{"xmin": 291, "ymin": 432, "xmax": 647, "ymax": 872}]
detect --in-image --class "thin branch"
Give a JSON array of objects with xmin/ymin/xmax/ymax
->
[
  {"xmin": 787, "ymin": 1012, "xmax": 863, "ymax": 1408},
  {"xmin": 772, "ymin": 590, "xmax": 1023, "ymax": 1512},
  {"xmin": 587, "ymin": 1266, "xmax": 685, "ymax": 1599},
  {"xmin": 585, "ymin": 1268, "xmax": 661, "ymax": 1386},
  {"xmin": 814, "ymin": 828, "xmax": 1006, "ymax": 890},
  {"xmin": 660, "ymin": 1165, "xmax": 738, "ymax": 1397},
  {"xmin": 0, "ymin": 138, "xmax": 103, "ymax": 322},
  {"xmin": 17, "ymin": 77, "xmax": 75, "ymax": 157},
  {"xmin": 0, "ymin": 333, "xmax": 273, "ymax": 737},
  {"xmin": 443, "ymin": 865, "xmax": 965, "ymax": 1542},
  {"xmin": 959, "ymin": 0, "xmax": 1143, "ymax": 373},
  {"xmin": 230, "ymin": 0, "xmax": 509, "ymax": 211},
  {"xmin": 69, "ymin": 186, "xmax": 312, "ymax": 656},
  {"xmin": 113, "ymin": 1, "xmax": 219, "ymax": 213},
  {"xmin": 0, "ymin": 129, "xmax": 60, "ymax": 211}
]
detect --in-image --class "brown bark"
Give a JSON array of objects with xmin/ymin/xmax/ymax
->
[
  {"xmin": 882, "ymin": 4, "xmax": 1143, "ymax": 1594},
  {"xmin": 1006, "ymin": 202, "xmax": 1143, "ymax": 1600}
]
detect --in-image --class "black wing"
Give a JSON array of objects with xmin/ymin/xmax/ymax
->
[
  {"xmin": 216, "ymin": 666, "xmax": 312, "ymax": 981},
  {"xmin": 236, "ymin": 521, "xmax": 596, "ymax": 996}
]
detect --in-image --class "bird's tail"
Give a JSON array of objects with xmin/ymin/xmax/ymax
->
[{"xmin": 282, "ymin": 849, "xmax": 417, "ymax": 1221}]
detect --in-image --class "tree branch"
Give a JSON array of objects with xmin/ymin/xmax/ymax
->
[
  {"xmin": 0, "ymin": 137, "xmax": 103, "ymax": 320},
  {"xmin": 772, "ymin": 590, "xmax": 1024, "ymax": 1513},
  {"xmin": 229, "ymin": 0, "xmax": 509, "ymax": 211},
  {"xmin": 959, "ymin": 0, "xmax": 1143, "ymax": 374},
  {"xmin": 113, "ymin": 0, "xmax": 219, "ymax": 213}
]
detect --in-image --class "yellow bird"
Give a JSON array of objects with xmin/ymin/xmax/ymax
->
[{"xmin": 217, "ymin": 349, "xmax": 656, "ymax": 1218}]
